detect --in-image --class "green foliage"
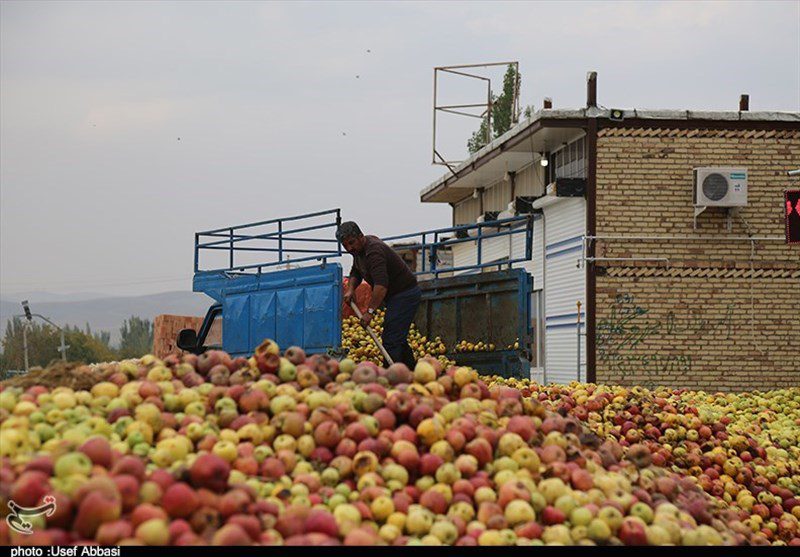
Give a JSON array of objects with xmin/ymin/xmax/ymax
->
[
  {"xmin": 468, "ymin": 65, "xmax": 521, "ymax": 154},
  {"xmin": 80, "ymin": 322, "xmax": 112, "ymax": 348},
  {"xmin": 0, "ymin": 315, "xmax": 153, "ymax": 372},
  {"xmin": 2, "ymin": 317, "xmax": 59, "ymax": 371},
  {"xmin": 0, "ymin": 317, "xmax": 117, "ymax": 371},
  {"xmin": 65, "ymin": 327, "xmax": 118, "ymax": 365},
  {"xmin": 467, "ymin": 112, "xmax": 493, "ymax": 154},
  {"xmin": 118, "ymin": 316, "xmax": 154, "ymax": 359},
  {"xmin": 492, "ymin": 65, "xmax": 520, "ymax": 138}
]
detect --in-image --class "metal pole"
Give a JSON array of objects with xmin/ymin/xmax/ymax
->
[
  {"xmin": 336, "ymin": 209, "xmax": 342, "ymax": 256},
  {"xmin": 350, "ymin": 302, "xmax": 394, "ymax": 366},
  {"xmin": 541, "ymin": 212, "xmax": 547, "ymax": 384},
  {"xmin": 194, "ymin": 233, "xmax": 200, "ymax": 272},
  {"xmin": 229, "ymin": 228, "xmax": 234, "ymax": 269},
  {"xmin": 486, "ymin": 80, "xmax": 492, "ymax": 145},
  {"xmin": 432, "ymin": 68, "xmax": 437, "ymax": 165},
  {"xmin": 278, "ymin": 221, "xmax": 283, "ymax": 263},
  {"xmin": 33, "ymin": 314, "xmax": 69, "ymax": 362},
  {"xmin": 421, "ymin": 233, "xmax": 427, "ymax": 274},
  {"xmin": 23, "ymin": 323, "xmax": 29, "ymax": 372},
  {"xmin": 576, "ymin": 301, "xmax": 582, "ymax": 382},
  {"xmin": 59, "ymin": 329, "xmax": 67, "ymax": 362},
  {"xmin": 587, "ymin": 234, "xmax": 785, "ymax": 242},
  {"xmin": 477, "ymin": 225, "xmax": 483, "ymax": 266}
]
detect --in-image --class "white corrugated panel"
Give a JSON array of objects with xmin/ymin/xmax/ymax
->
[
  {"xmin": 484, "ymin": 181, "xmax": 511, "ymax": 212},
  {"xmin": 511, "ymin": 218, "xmax": 541, "ymax": 289},
  {"xmin": 454, "ymin": 197, "xmax": 480, "ymax": 226},
  {"xmin": 509, "ymin": 218, "xmax": 541, "ymax": 380},
  {"xmin": 480, "ymin": 230, "xmax": 511, "ymax": 267},
  {"xmin": 543, "ymin": 198, "xmax": 586, "ymax": 385},
  {"xmin": 515, "ymin": 164, "xmax": 546, "ymax": 197},
  {"xmin": 451, "ymin": 239, "xmax": 477, "ymax": 276}
]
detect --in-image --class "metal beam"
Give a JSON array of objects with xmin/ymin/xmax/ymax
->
[{"xmin": 585, "ymin": 117, "xmax": 598, "ymax": 384}]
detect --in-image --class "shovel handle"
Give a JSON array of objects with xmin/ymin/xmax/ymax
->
[{"xmin": 349, "ymin": 301, "xmax": 394, "ymax": 366}]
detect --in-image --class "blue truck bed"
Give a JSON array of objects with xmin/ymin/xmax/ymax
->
[
  {"xmin": 193, "ymin": 265, "xmax": 342, "ymax": 357},
  {"xmin": 185, "ymin": 209, "xmax": 536, "ymax": 377}
]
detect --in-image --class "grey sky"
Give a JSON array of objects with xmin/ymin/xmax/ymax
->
[{"xmin": 2, "ymin": 0, "xmax": 798, "ymax": 298}]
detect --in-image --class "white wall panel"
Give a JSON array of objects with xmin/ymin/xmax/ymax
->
[
  {"xmin": 451, "ymin": 240, "xmax": 477, "ymax": 276},
  {"xmin": 543, "ymin": 198, "xmax": 586, "ymax": 384}
]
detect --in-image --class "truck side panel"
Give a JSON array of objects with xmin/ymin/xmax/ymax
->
[
  {"xmin": 414, "ymin": 268, "xmax": 532, "ymax": 377},
  {"xmin": 223, "ymin": 295, "xmax": 250, "ymax": 355},
  {"xmin": 195, "ymin": 264, "xmax": 343, "ymax": 357}
]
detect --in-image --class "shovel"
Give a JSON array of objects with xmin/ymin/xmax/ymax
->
[{"xmin": 349, "ymin": 301, "xmax": 394, "ymax": 366}]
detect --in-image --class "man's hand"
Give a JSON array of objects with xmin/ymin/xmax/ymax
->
[
  {"xmin": 344, "ymin": 291, "xmax": 354, "ymax": 306},
  {"xmin": 360, "ymin": 312, "xmax": 373, "ymax": 328}
]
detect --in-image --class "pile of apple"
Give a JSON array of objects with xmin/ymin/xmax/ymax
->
[
  {"xmin": 341, "ymin": 311, "xmax": 452, "ymax": 369},
  {"xmin": 482, "ymin": 376, "xmax": 800, "ymax": 545},
  {"xmin": 0, "ymin": 343, "xmax": 794, "ymax": 546}
]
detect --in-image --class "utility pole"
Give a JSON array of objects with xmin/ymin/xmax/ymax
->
[
  {"xmin": 12, "ymin": 314, "xmax": 32, "ymax": 372},
  {"xmin": 21, "ymin": 300, "xmax": 70, "ymax": 363},
  {"xmin": 22, "ymin": 321, "xmax": 29, "ymax": 372}
]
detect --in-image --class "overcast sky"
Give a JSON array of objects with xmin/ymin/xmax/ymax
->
[{"xmin": 1, "ymin": 0, "xmax": 798, "ymax": 299}]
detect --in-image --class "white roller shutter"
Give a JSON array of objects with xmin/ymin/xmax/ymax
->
[
  {"xmin": 510, "ymin": 217, "xmax": 543, "ymax": 380},
  {"xmin": 451, "ymin": 240, "xmax": 477, "ymax": 276},
  {"xmin": 511, "ymin": 218, "xmax": 541, "ymax": 289},
  {"xmin": 543, "ymin": 198, "xmax": 586, "ymax": 385},
  {"xmin": 480, "ymin": 229, "xmax": 511, "ymax": 269}
]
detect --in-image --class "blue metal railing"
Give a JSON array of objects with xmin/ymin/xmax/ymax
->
[
  {"xmin": 382, "ymin": 215, "xmax": 534, "ymax": 277},
  {"xmin": 195, "ymin": 209, "xmax": 343, "ymax": 274},
  {"xmin": 195, "ymin": 209, "xmax": 534, "ymax": 278}
]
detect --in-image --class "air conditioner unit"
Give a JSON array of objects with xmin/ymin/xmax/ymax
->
[
  {"xmin": 545, "ymin": 178, "xmax": 587, "ymax": 198},
  {"xmin": 471, "ymin": 212, "xmax": 500, "ymax": 238},
  {"xmin": 693, "ymin": 167, "xmax": 748, "ymax": 207},
  {"xmin": 497, "ymin": 201, "xmax": 516, "ymax": 220},
  {"xmin": 515, "ymin": 196, "xmax": 544, "ymax": 214}
]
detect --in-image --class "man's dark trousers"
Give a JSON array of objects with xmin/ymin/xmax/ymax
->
[{"xmin": 381, "ymin": 286, "xmax": 422, "ymax": 369}]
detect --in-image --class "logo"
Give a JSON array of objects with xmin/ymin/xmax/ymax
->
[{"xmin": 6, "ymin": 496, "xmax": 57, "ymax": 535}]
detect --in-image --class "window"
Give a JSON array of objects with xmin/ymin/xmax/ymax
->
[
  {"xmin": 552, "ymin": 136, "xmax": 587, "ymax": 179},
  {"xmin": 204, "ymin": 314, "xmax": 223, "ymax": 349}
]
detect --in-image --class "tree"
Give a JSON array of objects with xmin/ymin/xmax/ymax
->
[
  {"xmin": 82, "ymin": 322, "xmax": 111, "ymax": 348},
  {"xmin": 467, "ymin": 110, "xmax": 493, "ymax": 154},
  {"xmin": 524, "ymin": 105, "xmax": 534, "ymax": 119},
  {"xmin": 467, "ymin": 65, "xmax": 521, "ymax": 154},
  {"xmin": 64, "ymin": 327, "xmax": 117, "ymax": 364},
  {"xmin": 118, "ymin": 316, "xmax": 154, "ymax": 359},
  {"xmin": 0, "ymin": 317, "xmax": 118, "ymax": 372},
  {"xmin": 1, "ymin": 318, "xmax": 59, "ymax": 371}
]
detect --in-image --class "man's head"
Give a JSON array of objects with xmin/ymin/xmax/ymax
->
[{"xmin": 336, "ymin": 221, "xmax": 366, "ymax": 255}]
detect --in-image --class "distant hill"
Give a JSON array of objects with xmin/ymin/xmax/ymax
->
[{"xmin": 0, "ymin": 291, "xmax": 212, "ymax": 346}]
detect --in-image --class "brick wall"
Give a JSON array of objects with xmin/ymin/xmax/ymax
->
[
  {"xmin": 152, "ymin": 314, "xmax": 221, "ymax": 359},
  {"xmin": 594, "ymin": 126, "xmax": 800, "ymax": 391}
]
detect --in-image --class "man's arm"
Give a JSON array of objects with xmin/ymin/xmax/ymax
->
[
  {"xmin": 362, "ymin": 250, "xmax": 388, "ymax": 325},
  {"xmin": 369, "ymin": 285, "xmax": 388, "ymax": 312},
  {"xmin": 344, "ymin": 267, "xmax": 363, "ymax": 305}
]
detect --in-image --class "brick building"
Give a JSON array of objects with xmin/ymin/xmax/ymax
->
[{"xmin": 420, "ymin": 73, "xmax": 800, "ymax": 391}]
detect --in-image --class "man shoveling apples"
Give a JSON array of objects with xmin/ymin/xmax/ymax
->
[{"xmin": 337, "ymin": 221, "xmax": 421, "ymax": 369}]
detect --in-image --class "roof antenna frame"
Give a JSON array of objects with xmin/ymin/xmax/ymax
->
[{"xmin": 432, "ymin": 61, "xmax": 520, "ymax": 173}]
